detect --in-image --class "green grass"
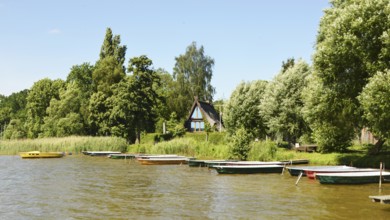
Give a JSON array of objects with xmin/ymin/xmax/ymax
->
[
  {"xmin": 0, "ymin": 136, "xmax": 128, "ymax": 155},
  {"xmin": 2, "ymin": 133, "xmax": 388, "ymax": 168}
]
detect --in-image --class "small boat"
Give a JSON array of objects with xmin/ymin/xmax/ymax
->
[
  {"xmin": 19, "ymin": 151, "xmax": 64, "ymax": 159},
  {"xmin": 302, "ymin": 166, "xmax": 357, "ymax": 179},
  {"xmin": 316, "ymin": 171, "xmax": 390, "ymax": 184},
  {"xmin": 136, "ymin": 154, "xmax": 183, "ymax": 159},
  {"xmin": 204, "ymin": 160, "xmax": 239, "ymax": 168},
  {"xmin": 188, "ymin": 160, "xmax": 231, "ymax": 167},
  {"xmin": 286, "ymin": 166, "xmax": 354, "ymax": 177},
  {"xmin": 83, "ymin": 151, "xmax": 122, "ymax": 156},
  {"xmin": 214, "ymin": 165, "xmax": 284, "ymax": 174},
  {"xmin": 225, "ymin": 161, "xmax": 288, "ymax": 166},
  {"xmin": 279, "ymin": 159, "xmax": 310, "ymax": 165},
  {"xmin": 137, "ymin": 157, "xmax": 190, "ymax": 165},
  {"xmin": 108, "ymin": 154, "xmax": 137, "ymax": 159}
]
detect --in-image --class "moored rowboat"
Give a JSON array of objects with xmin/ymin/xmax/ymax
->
[
  {"xmin": 287, "ymin": 166, "xmax": 355, "ymax": 177},
  {"xmin": 137, "ymin": 157, "xmax": 190, "ymax": 165},
  {"xmin": 302, "ymin": 166, "xmax": 357, "ymax": 179},
  {"xmin": 316, "ymin": 171, "xmax": 390, "ymax": 184},
  {"xmin": 83, "ymin": 151, "xmax": 122, "ymax": 156},
  {"xmin": 108, "ymin": 154, "xmax": 137, "ymax": 159},
  {"xmin": 214, "ymin": 165, "xmax": 284, "ymax": 174},
  {"xmin": 19, "ymin": 151, "xmax": 64, "ymax": 159}
]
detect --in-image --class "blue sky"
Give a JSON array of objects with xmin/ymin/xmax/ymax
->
[{"xmin": 0, "ymin": 0, "xmax": 330, "ymax": 99}]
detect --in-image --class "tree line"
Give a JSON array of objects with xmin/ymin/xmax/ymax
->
[
  {"xmin": 224, "ymin": 0, "xmax": 390, "ymax": 154},
  {"xmin": 1, "ymin": 0, "xmax": 389, "ymax": 154},
  {"xmin": 0, "ymin": 28, "xmax": 215, "ymax": 144}
]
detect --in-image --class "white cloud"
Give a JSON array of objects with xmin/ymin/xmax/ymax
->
[{"xmin": 48, "ymin": 28, "xmax": 61, "ymax": 35}]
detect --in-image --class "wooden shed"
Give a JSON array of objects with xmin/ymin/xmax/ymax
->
[{"xmin": 184, "ymin": 97, "xmax": 224, "ymax": 132}]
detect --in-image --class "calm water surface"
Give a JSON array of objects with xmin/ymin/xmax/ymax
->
[{"xmin": 1, "ymin": 155, "xmax": 389, "ymax": 219}]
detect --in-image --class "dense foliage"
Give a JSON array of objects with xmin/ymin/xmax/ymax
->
[
  {"xmin": 0, "ymin": 29, "xmax": 216, "ymax": 144},
  {"xmin": 1, "ymin": 0, "xmax": 390, "ymax": 156},
  {"xmin": 224, "ymin": 80, "xmax": 268, "ymax": 138},
  {"xmin": 260, "ymin": 59, "xmax": 311, "ymax": 146},
  {"xmin": 304, "ymin": 0, "xmax": 390, "ymax": 152}
]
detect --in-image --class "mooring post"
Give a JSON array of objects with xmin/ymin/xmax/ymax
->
[
  {"xmin": 281, "ymin": 163, "xmax": 287, "ymax": 175},
  {"xmin": 379, "ymin": 162, "xmax": 383, "ymax": 189},
  {"xmin": 295, "ymin": 172, "xmax": 303, "ymax": 186}
]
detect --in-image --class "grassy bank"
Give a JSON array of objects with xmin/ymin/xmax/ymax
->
[
  {"xmin": 0, "ymin": 136, "xmax": 128, "ymax": 155},
  {"xmin": 1, "ymin": 133, "xmax": 388, "ymax": 168},
  {"xmin": 131, "ymin": 134, "xmax": 390, "ymax": 168}
]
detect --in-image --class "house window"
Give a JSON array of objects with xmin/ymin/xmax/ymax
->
[
  {"xmin": 191, "ymin": 121, "xmax": 205, "ymax": 131},
  {"xmin": 191, "ymin": 107, "xmax": 203, "ymax": 119}
]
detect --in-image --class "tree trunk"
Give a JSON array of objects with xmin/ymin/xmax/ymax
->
[{"xmin": 369, "ymin": 138, "xmax": 385, "ymax": 155}]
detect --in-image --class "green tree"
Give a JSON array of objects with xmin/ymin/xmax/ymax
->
[
  {"xmin": 3, "ymin": 119, "xmax": 26, "ymax": 139},
  {"xmin": 306, "ymin": 0, "xmax": 390, "ymax": 152},
  {"xmin": 88, "ymin": 91, "xmax": 111, "ymax": 136},
  {"xmin": 260, "ymin": 59, "xmax": 311, "ymax": 146},
  {"xmin": 108, "ymin": 55, "xmax": 161, "ymax": 143},
  {"xmin": 173, "ymin": 42, "xmax": 215, "ymax": 119},
  {"xmin": 358, "ymin": 70, "xmax": 390, "ymax": 154},
  {"xmin": 230, "ymin": 127, "xmax": 252, "ymax": 161},
  {"xmin": 66, "ymin": 63, "xmax": 95, "ymax": 134},
  {"xmin": 224, "ymin": 80, "xmax": 268, "ymax": 139},
  {"xmin": 92, "ymin": 28, "xmax": 126, "ymax": 94},
  {"xmin": 127, "ymin": 55, "xmax": 161, "ymax": 143},
  {"xmin": 0, "ymin": 90, "xmax": 28, "ymax": 138},
  {"xmin": 26, "ymin": 78, "xmax": 65, "ymax": 138},
  {"xmin": 43, "ymin": 82, "xmax": 85, "ymax": 137}
]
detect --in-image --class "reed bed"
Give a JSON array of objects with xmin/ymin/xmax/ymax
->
[{"xmin": 0, "ymin": 136, "xmax": 128, "ymax": 155}]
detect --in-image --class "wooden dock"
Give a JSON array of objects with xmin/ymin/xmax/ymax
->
[{"xmin": 369, "ymin": 195, "xmax": 390, "ymax": 204}]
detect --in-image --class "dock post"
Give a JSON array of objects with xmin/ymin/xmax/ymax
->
[
  {"xmin": 379, "ymin": 162, "xmax": 383, "ymax": 189},
  {"xmin": 281, "ymin": 163, "xmax": 287, "ymax": 175},
  {"xmin": 295, "ymin": 172, "xmax": 303, "ymax": 186}
]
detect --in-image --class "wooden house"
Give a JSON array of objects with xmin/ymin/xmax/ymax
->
[{"xmin": 184, "ymin": 97, "xmax": 224, "ymax": 132}]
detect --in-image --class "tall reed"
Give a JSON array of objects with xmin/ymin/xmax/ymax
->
[{"xmin": 0, "ymin": 136, "xmax": 128, "ymax": 155}]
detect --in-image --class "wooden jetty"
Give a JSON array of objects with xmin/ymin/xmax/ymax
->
[{"xmin": 369, "ymin": 195, "xmax": 390, "ymax": 204}]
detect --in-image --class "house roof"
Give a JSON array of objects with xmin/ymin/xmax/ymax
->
[{"xmin": 186, "ymin": 97, "xmax": 224, "ymax": 131}]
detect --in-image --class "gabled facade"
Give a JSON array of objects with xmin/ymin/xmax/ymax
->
[{"xmin": 184, "ymin": 97, "xmax": 224, "ymax": 132}]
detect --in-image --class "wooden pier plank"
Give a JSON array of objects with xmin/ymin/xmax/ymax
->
[{"xmin": 369, "ymin": 195, "xmax": 390, "ymax": 204}]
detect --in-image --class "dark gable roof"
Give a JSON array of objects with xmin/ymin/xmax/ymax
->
[{"xmin": 186, "ymin": 98, "xmax": 224, "ymax": 131}]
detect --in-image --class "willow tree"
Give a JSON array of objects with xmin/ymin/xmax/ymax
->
[
  {"xmin": 304, "ymin": 0, "xmax": 390, "ymax": 152},
  {"xmin": 173, "ymin": 42, "xmax": 215, "ymax": 119},
  {"xmin": 224, "ymin": 80, "xmax": 268, "ymax": 139},
  {"xmin": 359, "ymin": 70, "xmax": 390, "ymax": 154},
  {"xmin": 260, "ymin": 59, "xmax": 311, "ymax": 146}
]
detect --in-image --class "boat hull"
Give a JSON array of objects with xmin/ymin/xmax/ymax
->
[
  {"xmin": 108, "ymin": 154, "xmax": 136, "ymax": 159},
  {"xmin": 19, "ymin": 151, "xmax": 64, "ymax": 159},
  {"xmin": 137, "ymin": 158, "xmax": 189, "ymax": 165},
  {"xmin": 316, "ymin": 172, "xmax": 390, "ymax": 184},
  {"xmin": 215, "ymin": 165, "xmax": 284, "ymax": 174}
]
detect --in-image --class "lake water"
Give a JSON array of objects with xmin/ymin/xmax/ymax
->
[{"xmin": 1, "ymin": 155, "xmax": 389, "ymax": 219}]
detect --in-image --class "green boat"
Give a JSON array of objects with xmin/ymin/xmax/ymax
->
[
  {"xmin": 189, "ymin": 160, "xmax": 232, "ymax": 167},
  {"xmin": 108, "ymin": 154, "xmax": 136, "ymax": 159},
  {"xmin": 316, "ymin": 171, "xmax": 390, "ymax": 184},
  {"xmin": 214, "ymin": 165, "xmax": 284, "ymax": 174}
]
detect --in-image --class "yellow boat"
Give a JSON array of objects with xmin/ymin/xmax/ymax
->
[{"xmin": 19, "ymin": 151, "xmax": 64, "ymax": 159}]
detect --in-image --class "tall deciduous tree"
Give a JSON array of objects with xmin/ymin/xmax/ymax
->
[
  {"xmin": 43, "ymin": 82, "xmax": 85, "ymax": 137},
  {"xmin": 26, "ymin": 78, "xmax": 65, "ymax": 138},
  {"xmin": 224, "ymin": 80, "xmax": 268, "ymax": 139},
  {"xmin": 358, "ymin": 70, "xmax": 390, "ymax": 154},
  {"xmin": 260, "ymin": 59, "xmax": 311, "ymax": 146},
  {"xmin": 305, "ymin": 0, "xmax": 390, "ymax": 152},
  {"xmin": 173, "ymin": 42, "xmax": 215, "ymax": 119},
  {"xmin": 92, "ymin": 28, "xmax": 127, "ymax": 94},
  {"xmin": 127, "ymin": 55, "xmax": 161, "ymax": 143},
  {"xmin": 108, "ymin": 55, "xmax": 161, "ymax": 143}
]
